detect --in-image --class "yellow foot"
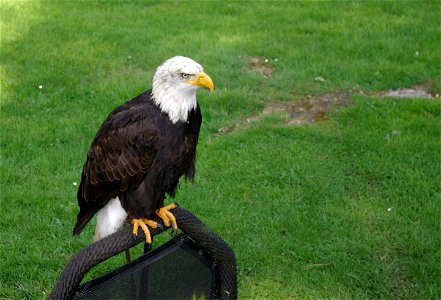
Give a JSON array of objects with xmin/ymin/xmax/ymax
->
[
  {"xmin": 130, "ymin": 218, "xmax": 158, "ymax": 244},
  {"xmin": 155, "ymin": 203, "xmax": 178, "ymax": 231}
]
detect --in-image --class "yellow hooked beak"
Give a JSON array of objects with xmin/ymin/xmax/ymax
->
[{"xmin": 187, "ymin": 72, "xmax": 214, "ymax": 92}]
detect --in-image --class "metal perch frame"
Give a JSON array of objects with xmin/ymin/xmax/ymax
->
[{"xmin": 51, "ymin": 207, "xmax": 237, "ymax": 300}]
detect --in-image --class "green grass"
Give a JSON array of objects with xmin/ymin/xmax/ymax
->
[{"xmin": 1, "ymin": 1, "xmax": 440, "ymax": 299}]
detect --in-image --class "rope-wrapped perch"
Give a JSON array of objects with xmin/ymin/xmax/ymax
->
[{"xmin": 50, "ymin": 207, "xmax": 237, "ymax": 300}]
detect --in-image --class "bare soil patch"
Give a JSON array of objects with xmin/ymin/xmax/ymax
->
[
  {"xmin": 218, "ymin": 81, "xmax": 439, "ymax": 134},
  {"xmin": 248, "ymin": 56, "xmax": 274, "ymax": 77},
  {"xmin": 218, "ymin": 93, "xmax": 350, "ymax": 133},
  {"xmin": 265, "ymin": 92, "xmax": 350, "ymax": 125},
  {"xmin": 376, "ymin": 81, "xmax": 438, "ymax": 99}
]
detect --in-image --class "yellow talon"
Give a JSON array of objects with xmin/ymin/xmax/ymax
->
[
  {"xmin": 156, "ymin": 203, "xmax": 178, "ymax": 231},
  {"xmin": 131, "ymin": 218, "xmax": 158, "ymax": 244}
]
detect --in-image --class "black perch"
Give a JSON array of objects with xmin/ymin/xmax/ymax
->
[{"xmin": 51, "ymin": 207, "xmax": 237, "ymax": 300}]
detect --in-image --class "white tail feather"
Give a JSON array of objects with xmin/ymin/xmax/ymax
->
[{"xmin": 94, "ymin": 197, "xmax": 128, "ymax": 242}]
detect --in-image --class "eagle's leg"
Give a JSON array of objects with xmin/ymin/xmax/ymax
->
[
  {"xmin": 155, "ymin": 203, "xmax": 177, "ymax": 231},
  {"xmin": 131, "ymin": 218, "xmax": 158, "ymax": 244}
]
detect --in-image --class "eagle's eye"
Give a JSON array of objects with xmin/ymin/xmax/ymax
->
[{"xmin": 181, "ymin": 73, "xmax": 190, "ymax": 79}]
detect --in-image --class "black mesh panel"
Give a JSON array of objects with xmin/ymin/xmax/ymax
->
[{"xmin": 75, "ymin": 235, "xmax": 218, "ymax": 300}]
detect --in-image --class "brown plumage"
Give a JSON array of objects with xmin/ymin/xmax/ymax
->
[{"xmin": 72, "ymin": 56, "xmax": 213, "ymax": 241}]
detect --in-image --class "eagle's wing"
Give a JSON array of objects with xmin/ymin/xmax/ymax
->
[{"xmin": 73, "ymin": 100, "xmax": 159, "ymax": 235}]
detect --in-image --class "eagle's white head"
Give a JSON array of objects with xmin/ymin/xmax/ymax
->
[{"xmin": 152, "ymin": 56, "xmax": 214, "ymax": 124}]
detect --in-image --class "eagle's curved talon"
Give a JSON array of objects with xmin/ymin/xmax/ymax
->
[
  {"xmin": 131, "ymin": 218, "xmax": 158, "ymax": 244},
  {"xmin": 156, "ymin": 203, "xmax": 178, "ymax": 231}
]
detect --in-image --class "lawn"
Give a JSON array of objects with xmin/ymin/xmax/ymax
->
[{"xmin": 1, "ymin": 1, "xmax": 440, "ymax": 299}]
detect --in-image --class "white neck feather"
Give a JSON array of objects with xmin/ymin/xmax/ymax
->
[
  {"xmin": 152, "ymin": 83, "xmax": 197, "ymax": 124},
  {"xmin": 151, "ymin": 56, "xmax": 205, "ymax": 124}
]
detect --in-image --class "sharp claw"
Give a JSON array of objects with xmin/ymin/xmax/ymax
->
[
  {"xmin": 165, "ymin": 210, "xmax": 178, "ymax": 231},
  {"xmin": 131, "ymin": 220, "xmax": 139, "ymax": 235},
  {"xmin": 155, "ymin": 203, "xmax": 178, "ymax": 231},
  {"xmin": 130, "ymin": 218, "xmax": 157, "ymax": 244},
  {"xmin": 133, "ymin": 227, "xmax": 138, "ymax": 235},
  {"xmin": 162, "ymin": 217, "xmax": 171, "ymax": 227}
]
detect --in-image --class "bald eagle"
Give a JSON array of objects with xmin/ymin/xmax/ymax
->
[{"xmin": 73, "ymin": 56, "xmax": 214, "ymax": 243}]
